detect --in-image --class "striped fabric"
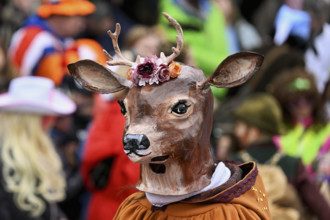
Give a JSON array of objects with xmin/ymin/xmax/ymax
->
[
  {"xmin": 9, "ymin": 15, "xmax": 107, "ymax": 86},
  {"xmin": 8, "ymin": 16, "xmax": 68, "ymax": 85}
]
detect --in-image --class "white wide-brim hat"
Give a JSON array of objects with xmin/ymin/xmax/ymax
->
[{"xmin": 0, "ymin": 76, "xmax": 76, "ymax": 115}]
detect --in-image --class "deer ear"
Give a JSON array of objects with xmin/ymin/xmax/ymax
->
[
  {"xmin": 200, "ymin": 52, "xmax": 263, "ymax": 89},
  {"xmin": 68, "ymin": 59, "xmax": 133, "ymax": 94}
]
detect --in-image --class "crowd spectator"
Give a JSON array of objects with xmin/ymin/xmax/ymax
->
[
  {"xmin": 231, "ymin": 92, "xmax": 330, "ymax": 220},
  {"xmin": 8, "ymin": 0, "xmax": 96, "ymax": 86},
  {"xmin": 270, "ymin": 69, "xmax": 330, "ymax": 183},
  {"xmin": 0, "ymin": 76, "xmax": 76, "ymax": 220},
  {"xmin": 273, "ymin": 0, "xmax": 310, "ymax": 48},
  {"xmin": 212, "ymin": 131, "xmax": 240, "ymax": 162},
  {"xmin": 215, "ymin": 0, "xmax": 262, "ymax": 53}
]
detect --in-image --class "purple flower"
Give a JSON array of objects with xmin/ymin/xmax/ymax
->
[
  {"xmin": 136, "ymin": 61, "xmax": 156, "ymax": 79},
  {"xmin": 156, "ymin": 64, "xmax": 170, "ymax": 82}
]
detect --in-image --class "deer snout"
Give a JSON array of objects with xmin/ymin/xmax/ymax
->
[{"xmin": 123, "ymin": 134, "xmax": 150, "ymax": 152}]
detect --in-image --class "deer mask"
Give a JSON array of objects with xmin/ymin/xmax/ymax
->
[{"xmin": 68, "ymin": 13, "xmax": 263, "ymax": 196}]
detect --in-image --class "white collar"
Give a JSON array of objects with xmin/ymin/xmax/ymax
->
[{"xmin": 145, "ymin": 162, "xmax": 231, "ymax": 207}]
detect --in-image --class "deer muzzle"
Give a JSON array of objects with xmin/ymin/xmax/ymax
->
[{"xmin": 123, "ymin": 134, "xmax": 151, "ymax": 158}]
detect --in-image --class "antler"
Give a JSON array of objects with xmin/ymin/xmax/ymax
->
[
  {"xmin": 160, "ymin": 12, "xmax": 184, "ymax": 64},
  {"xmin": 104, "ymin": 23, "xmax": 135, "ymax": 67}
]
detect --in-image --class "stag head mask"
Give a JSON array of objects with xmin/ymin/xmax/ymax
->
[{"xmin": 68, "ymin": 13, "xmax": 263, "ymax": 196}]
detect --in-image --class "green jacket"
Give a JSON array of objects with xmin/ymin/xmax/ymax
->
[{"xmin": 276, "ymin": 123, "xmax": 330, "ymax": 165}]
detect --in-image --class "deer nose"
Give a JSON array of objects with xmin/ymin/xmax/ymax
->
[{"xmin": 123, "ymin": 134, "xmax": 150, "ymax": 151}]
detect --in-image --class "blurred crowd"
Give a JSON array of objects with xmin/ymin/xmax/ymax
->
[{"xmin": 0, "ymin": 0, "xmax": 330, "ymax": 220}]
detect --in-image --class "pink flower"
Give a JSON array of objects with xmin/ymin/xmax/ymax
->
[{"xmin": 156, "ymin": 64, "xmax": 170, "ymax": 82}]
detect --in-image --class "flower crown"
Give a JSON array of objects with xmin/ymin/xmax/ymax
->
[
  {"xmin": 103, "ymin": 12, "xmax": 183, "ymax": 87},
  {"xmin": 127, "ymin": 55, "xmax": 181, "ymax": 86}
]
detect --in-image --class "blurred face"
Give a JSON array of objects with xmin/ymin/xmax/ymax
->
[
  {"xmin": 285, "ymin": 0, "xmax": 304, "ymax": 10},
  {"xmin": 54, "ymin": 16, "xmax": 87, "ymax": 37},
  {"xmin": 234, "ymin": 121, "xmax": 249, "ymax": 148},
  {"xmin": 233, "ymin": 120, "xmax": 258, "ymax": 149},
  {"xmin": 63, "ymin": 141, "xmax": 78, "ymax": 159},
  {"xmin": 216, "ymin": 135, "xmax": 232, "ymax": 161},
  {"xmin": 215, "ymin": 0, "xmax": 233, "ymax": 21},
  {"xmin": 288, "ymin": 97, "xmax": 314, "ymax": 120},
  {"xmin": 13, "ymin": 0, "xmax": 37, "ymax": 14},
  {"xmin": 54, "ymin": 115, "xmax": 74, "ymax": 133},
  {"xmin": 132, "ymin": 34, "xmax": 161, "ymax": 57}
]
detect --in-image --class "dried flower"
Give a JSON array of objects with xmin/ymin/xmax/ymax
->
[
  {"xmin": 126, "ymin": 68, "xmax": 133, "ymax": 80},
  {"xmin": 169, "ymin": 62, "xmax": 181, "ymax": 78},
  {"xmin": 136, "ymin": 62, "xmax": 156, "ymax": 79},
  {"xmin": 156, "ymin": 64, "xmax": 170, "ymax": 82}
]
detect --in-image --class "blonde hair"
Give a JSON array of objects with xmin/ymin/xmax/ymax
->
[{"xmin": 0, "ymin": 112, "xmax": 66, "ymax": 217}]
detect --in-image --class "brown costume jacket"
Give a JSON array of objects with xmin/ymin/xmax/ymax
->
[{"xmin": 114, "ymin": 162, "xmax": 271, "ymax": 219}]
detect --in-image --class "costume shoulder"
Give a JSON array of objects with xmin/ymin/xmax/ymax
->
[
  {"xmin": 228, "ymin": 170, "xmax": 271, "ymax": 219},
  {"xmin": 114, "ymin": 162, "xmax": 271, "ymax": 220},
  {"xmin": 113, "ymin": 192, "xmax": 149, "ymax": 220},
  {"xmin": 186, "ymin": 162, "xmax": 271, "ymax": 219}
]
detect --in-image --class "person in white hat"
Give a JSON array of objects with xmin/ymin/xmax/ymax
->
[{"xmin": 0, "ymin": 76, "xmax": 76, "ymax": 220}]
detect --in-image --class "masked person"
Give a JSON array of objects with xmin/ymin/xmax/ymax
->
[{"xmin": 68, "ymin": 12, "xmax": 272, "ymax": 220}]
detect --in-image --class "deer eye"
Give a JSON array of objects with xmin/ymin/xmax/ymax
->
[
  {"xmin": 117, "ymin": 100, "xmax": 127, "ymax": 115},
  {"xmin": 172, "ymin": 101, "xmax": 190, "ymax": 114}
]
